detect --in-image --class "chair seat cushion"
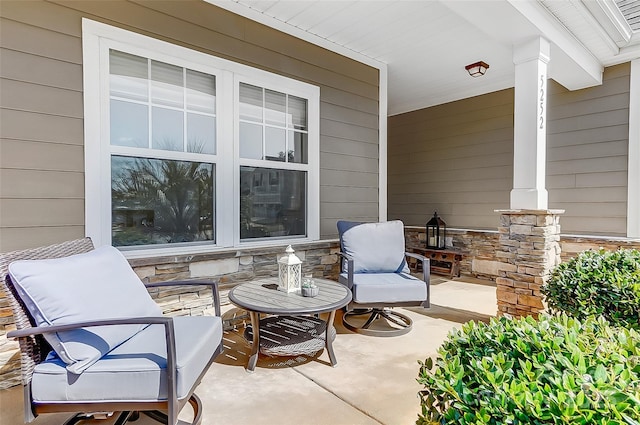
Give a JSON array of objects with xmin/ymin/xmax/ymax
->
[
  {"xmin": 339, "ymin": 272, "xmax": 427, "ymax": 304},
  {"xmin": 31, "ymin": 316, "xmax": 222, "ymax": 403}
]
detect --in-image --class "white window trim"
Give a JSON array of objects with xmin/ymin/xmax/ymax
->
[
  {"xmin": 82, "ymin": 19, "xmax": 320, "ymax": 258},
  {"xmin": 628, "ymin": 58, "xmax": 640, "ymax": 238}
]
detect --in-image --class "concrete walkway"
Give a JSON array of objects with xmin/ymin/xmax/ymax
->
[{"xmin": 0, "ymin": 277, "xmax": 497, "ymax": 425}]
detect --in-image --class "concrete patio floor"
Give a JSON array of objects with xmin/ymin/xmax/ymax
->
[{"xmin": 0, "ymin": 276, "xmax": 497, "ymax": 425}]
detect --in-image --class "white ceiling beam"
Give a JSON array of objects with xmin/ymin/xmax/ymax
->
[
  {"xmin": 510, "ymin": 0, "xmax": 603, "ymax": 90},
  {"xmin": 581, "ymin": 0, "xmax": 633, "ymax": 47}
]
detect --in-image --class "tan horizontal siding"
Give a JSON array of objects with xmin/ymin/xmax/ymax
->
[
  {"xmin": 0, "ymin": 78, "xmax": 83, "ymax": 117},
  {"xmin": 0, "ymin": 169, "xmax": 84, "ymax": 198},
  {"xmin": 548, "ymin": 139, "xmax": 627, "ymax": 161},
  {"xmin": 548, "ymin": 171, "xmax": 628, "ymax": 189},
  {"xmin": 0, "ymin": 18, "xmax": 83, "ymax": 64},
  {"xmin": 557, "ymin": 217, "xmax": 627, "ymax": 235},
  {"xmin": 1, "ymin": 199, "xmax": 84, "ymax": 227},
  {"xmin": 547, "ymin": 75, "xmax": 630, "ymax": 107},
  {"xmin": 320, "ymin": 169, "xmax": 378, "ymax": 188},
  {"xmin": 320, "ymin": 186, "xmax": 379, "ymax": 203},
  {"xmin": 547, "ymin": 63, "xmax": 630, "ymax": 236},
  {"xmin": 389, "ymin": 165, "xmax": 512, "ymax": 186},
  {"xmin": 388, "ymin": 88, "xmax": 514, "ymax": 228},
  {"xmin": 320, "ymin": 152, "xmax": 378, "ymax": 173},
  {"xmin": 0, "ymin": 139, "xmax": 84, "ymax": 172},
  {"xmin": 0, "ymin": 47, "xmax": 83, "ymax": 91},
  {"xmin": 321, "ymin": 119, "xmax": 379, "ymax": 144},
  {"xmin": 320, "ymin": 202, "xmax": 379, "ymax": 221},
  {"xmin": 0, "ymin": 109, "xmax": 84, "ymax": 144},
  {"xmin": 549, "ymin": 202, "xmax": 627, "ymax": 217},
  {"xmin": 321, "ymin": 86, "xmax": 379, "ymax": 115},
  {"xmin": 0, "ymin": 0, "xmax": 380, "ymax": 250},
  {"xmin": 321, "ymin": 136, "xmax": 380, "ymax": 158},
  {"xmin": 0, "ymin": 226, "xmax": 85, "ymax": 252},
  {"xmin": 545, "ymin": 124, "xmax": 629, "ymax": 148},
  {"xmin": 320, "ymin": 102, "xmax": 379, "ymax": 129}
]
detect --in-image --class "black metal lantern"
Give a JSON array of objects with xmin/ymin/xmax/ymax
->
[{"xmin": 426, "ymin": 211, "xmax": 446, "ymax": 250}]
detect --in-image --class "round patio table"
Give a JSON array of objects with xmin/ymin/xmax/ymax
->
[{"xmin": 228, "ymin": 277, "xmax": 351, "ymax": 372}]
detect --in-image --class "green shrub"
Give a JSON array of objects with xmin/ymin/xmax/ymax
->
[
  {"xmin": 542, "ymin": 248, "xmax": 640, "ymax": 328},
  {"xmin": 417, "ymin": 314, "xmax": 640, "ymax": 425}
]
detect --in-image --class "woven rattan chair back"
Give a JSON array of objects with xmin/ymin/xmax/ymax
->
[{"xmin": 0, "ymin": 238, "xmax": 94, "ymax": 386}]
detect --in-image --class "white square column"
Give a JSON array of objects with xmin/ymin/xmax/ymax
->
[{"xmin": 511, "ymin": 37, "xmax": 550, "ymax": 210}]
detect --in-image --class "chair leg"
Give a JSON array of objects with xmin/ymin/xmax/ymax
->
[
  {"xmin": 63, "ymin": 411, "xmax": 134, "ymax": 425},
  {"xmin": 361, "ymin": 310, "xmax": 379, "ymax": 329},
  {"xmin": 114, "ymin": 411, "xmax": 137, "ymax": 425},
  {"xmin": 343, "ymin": 308, "xmax": 413, "ymax": 337},
  {"xmin": 142, "ymin": 394, "xmax": 203, "ymax": 425},
  {"xmin": 62, "ymin": 413, "xmax": 89, "ymax": 425}
]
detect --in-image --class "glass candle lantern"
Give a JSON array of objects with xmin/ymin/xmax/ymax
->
[
  {"xmin": 426, "ymin": 212, "xmax": 446, "ymax": 250},
  {"xmin": 277, "ymin": 245, "xmax": 302, "ymax": 293}
]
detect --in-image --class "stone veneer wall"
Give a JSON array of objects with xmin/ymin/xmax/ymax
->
[
  {"xmin": 405, "ymin": 226, "xmax": 502, "ymax": 280},
  {"xmin": 0, "ymin": 241, "xmax": 340, "ymax": 389},
  {"xmin": 494, "ymin": 210, "xmax": 563, "ymax": 317},
  {"xmin": 405, "ymin": 226, "xmax": 640, "ymax": 280}
]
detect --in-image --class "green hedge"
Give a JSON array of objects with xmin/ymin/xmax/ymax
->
[
  {"xmin": 417, "ymin": 314, "xmax": 640, "ymax": 425},
  {"xmin": 542, "ymin": 248, "xmax": 640, "ymax": 328}
]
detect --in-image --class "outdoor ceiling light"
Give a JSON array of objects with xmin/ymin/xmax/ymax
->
[{"xmin": 465, "ymin": 61, "xmax": 490, "ymax": 77}]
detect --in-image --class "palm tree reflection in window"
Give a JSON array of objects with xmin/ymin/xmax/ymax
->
[{"xmin": 111, "ymin": 156, "xmax": 214, "ymax": 246}]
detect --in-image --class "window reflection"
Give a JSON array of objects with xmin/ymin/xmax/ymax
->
[
  {"xmin": 111, "ymin": 156, "xmax": 214, "ymax": 246},
  {"xmin": 240, "ymin": 167, "xmax": 306, "ymax": 239}
]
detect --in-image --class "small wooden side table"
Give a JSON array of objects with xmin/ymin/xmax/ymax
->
[{"xmin": 408, "ymin": 247, "xmax": 462, "ymax": 278}]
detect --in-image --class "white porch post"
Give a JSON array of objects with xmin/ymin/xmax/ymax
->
[{"xmin": 511, "ymin": 37, "xmax": 550, "ymax": 210}]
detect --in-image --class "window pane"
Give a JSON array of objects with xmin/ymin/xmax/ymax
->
[
  {"xmin": 109, "ymin": 50, "xmax": 148, "ymax": 102},
  {"xmin": 152, "ymin": 107, "xmax": 183, "ymax": 151},
  {"xmin": 110, "ymin": 100, "xmax": 148, "ymax": 148},
  {"xmin": 265, "ymin": 127, "xmax": 286, "ymax": 161},
  {"xmin": 112, "ymin": 156, "xmax": 214, "ymax": 246},
  {"xmin": 151, "ymin": 60, "xmax": 183, "ymax": 108},
  {"xmin": 239, "ymin": 122, "xmax": 262, "ymax": 159},
  {"xmin": 186, "ymin": 70, "xmax": 216, "ymax": 114},
  {"xmin": 288, "ymin": 131, "xmax": 308, "ymax": 164},
  {"xmin": 265, "ymin": 89, "xmax": 286, "ymax": 126},
  {"xmin": 239, "ymin": 83, "xmax": 262, "ymax": 122},
  {"xmin": 240, "ymin": 166, "xmax": 306, "ymax": 239},
  {"xmin": 288, "ymin": 95, "xmax": 307, "ymax": 130},
  {"xmin": 187, "ymin": 113, "xmax": 216, "ymax": 154}
]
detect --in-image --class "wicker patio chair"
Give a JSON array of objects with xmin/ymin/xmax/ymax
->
[
  {"xmin": 1, "ymin": 238, "xmax": 223, "ymax": 425},
  {"xmin": 337, "ymin": 220, "xmax": 430, "ymax": 337}
]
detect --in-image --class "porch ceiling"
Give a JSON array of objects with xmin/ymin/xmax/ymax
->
[{"xmin": 210, "ymin": 0, "xmax": 640, "ymax": 116}]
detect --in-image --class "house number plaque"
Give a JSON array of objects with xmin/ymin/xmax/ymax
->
[{"xmin": 539, "ymin": 74, "xmax": 545, "ymax": 130}]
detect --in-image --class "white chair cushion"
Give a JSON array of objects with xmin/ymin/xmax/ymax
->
[
  {"xmin": 31, "ymin": 316, "xmax": 222, "ymax": 402},
  {"xmin": 339, "ymin": 220, "xmax": 409, "ymax": 273},
  {"xmin": 339, "ymin": 272, "xmax": 427, "ymax": 304},
  {"xmin": 8, "ymin": 245, "xmax": 162, "ymax": 374}
]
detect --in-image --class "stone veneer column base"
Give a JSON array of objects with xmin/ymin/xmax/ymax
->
[{"xmin": 494, "ymin": 209, "xmax": 564, "ymax": 318}]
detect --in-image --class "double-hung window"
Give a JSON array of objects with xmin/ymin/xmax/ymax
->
[
  {"xmin": 238, "ymin": 82, "xmax": 309, "ymax": 240},
  {"xmin": 109, "ymin": 50, "xmax": 218, "ymax": 247},
  {"xmin": 83, "ymin": 19, "xmax": 319, "ymax": 255}
]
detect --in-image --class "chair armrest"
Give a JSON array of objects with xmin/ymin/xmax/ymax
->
[
  {"xmin": 145, "ymin": 279, "xmax": 221, "ymax": 317},
  {"xmin": 405, "ymin": 251, "xmax": 430, "ymax": 308},
  {"xmin": 336, "ymin": 251, "xmax": 354, "ymax": 288},
  {"xmin": 7, "ymin": 316, "xmax": 173, "ymax": 339}
]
